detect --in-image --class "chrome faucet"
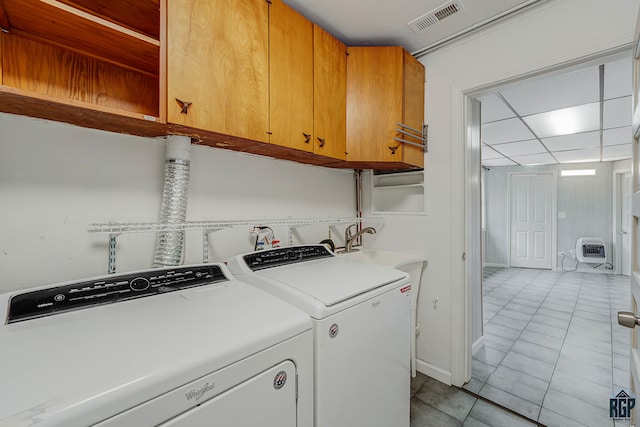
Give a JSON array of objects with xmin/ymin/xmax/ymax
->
[{"xmin": 344, "ymin": 224, "xmax": 376, "ymax": 253}]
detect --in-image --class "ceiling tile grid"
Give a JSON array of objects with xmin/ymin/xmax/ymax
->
[
  {"xmin": 480, "ymin": 57, "xmax": 633, "ymax": 167},
  {"xmin": 482, "ymin": 118, "xmax": 536, "ymax": 145}
]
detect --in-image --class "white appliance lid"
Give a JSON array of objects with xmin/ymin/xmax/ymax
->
[
  {"xmin": 256, "ymin": 256, "xmax": 407, "ymax": 306},
  {"xmin": 0, "ymin": 266, "xmax": 311, "ymax": 427}
]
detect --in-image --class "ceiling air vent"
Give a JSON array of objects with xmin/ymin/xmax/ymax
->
[{"xmin": 408, "ymin": 1, "xmax": 464, "ymax": 33}]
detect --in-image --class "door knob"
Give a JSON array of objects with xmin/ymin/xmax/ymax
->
[
  {"xmin": 620, "ymin": 230, "xmax": 628, "ymax": 235},
  {"xmin": 618, "ymin": 311, "xmax": 640, "ymax": 328}
]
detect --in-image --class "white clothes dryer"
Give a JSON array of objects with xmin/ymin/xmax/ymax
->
[
  {"xmin": 227, "ymin": 244, "xmax": 411, "ymax": 427},
  {"xmin": 0, "ymin": 263, "xmax": 313, "ymax": 427}
]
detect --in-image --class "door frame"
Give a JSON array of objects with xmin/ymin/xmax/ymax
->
[
  {"xmin": 613, "ymin": 167, "xmax": 632, "ymax": 275},
  {"xmin": 458, "ymin": 48, "xmax": 632, "ymax": 387},
  {"xmin": 506, "ymin": 171, "xmax": 558, "ymax": 270}
]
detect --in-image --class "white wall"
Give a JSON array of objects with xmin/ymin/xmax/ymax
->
[
  {"xmin": 484, "ymin": 162, "xmax": 614, "ymax": 270},
  {"xmin": 0, "ymin": 113, "xmax": 355, "ymax": 292},
  {"xmin": 418, "ymin": 0, "xmax": 638, "ymax": 386}
]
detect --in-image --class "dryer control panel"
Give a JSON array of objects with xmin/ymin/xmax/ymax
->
[
  {"xmin": 7, "ymin": 265, "xmax": 227, "ymax": 323},
  {"xmin": 244, "ymin": 245, "xmax": 333, "ymax": 271}
]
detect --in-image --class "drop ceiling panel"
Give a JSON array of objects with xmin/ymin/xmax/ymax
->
[
  {"xmin": 603, "ymin": 126, "xmax": 632, "ymax": 145},
  {"xmin": 603, "ymin": 143, "xmax": 632, "ymax": 158},
  {"xmin": 483, "ymin": 157, "xmax": 518, "ymax": 167},
  {"xmin": 510, "ymin": 152, "xmax": 556, "ymax": 165},
  {"xmin": 522, "ymin": 103, "xmax": 600, "ymax": 138},
  {"xmin": 492, "ymin": 139, "xmax": 546, "ymax": 157},
  {"xmin": 482, "ymin": 144, "xmax": 504, "ymax": 159},
  {"xmin": 481, "ymin": 57, "xmax": 633, "ymax": 167},
  {"xmin": 482, "ymin": 118, "xmax": 536, "ymax": 144},
  {"xmin": 604, "ymin": 57, "xmax": 632, "ymax": 100},
  {"xmin": 553, "ymin": 148, "xmax": 600, "ymax": 163},
  {"xmin": 499, "ymin": 67, "xmax": 599, "ymax": 116},
  {"xmin": 542, "ymin": 131, "xmax": 600, "ymax": 151},
  {"xmin": 603, "ymin": 97, "xmax": 632, "ymax": 129},
  {"xmin": 478, "ymin": 94, "xmax": 515, "ymax": 123}
]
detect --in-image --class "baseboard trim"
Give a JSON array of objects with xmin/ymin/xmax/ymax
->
[
  {"xmin": 555, "ymin": 266, "xmax": 614, "ymax": 275},
  {"xmin": 483, "ymin": 263, "xmax": 508, "ymax": 268},
  {"xmin": 416, "ymin": 359, "xmax": 452, "ymax": 385},
  {"xmin": 472, "ymin": 336, "xmax": 485, "ymax": 355}
]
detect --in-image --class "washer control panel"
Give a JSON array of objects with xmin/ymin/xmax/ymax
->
[
  {"xmin": 244, "ymin": 245, "xmax": 333, "ymax": 271},
  {"xmin": 7, "ymin": 265, "xmax": 227, "ymax": 323}
]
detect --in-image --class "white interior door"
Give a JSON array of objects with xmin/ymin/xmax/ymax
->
[
  {"xmin": 510, "ymin": 174, "xmax": 553, "ymax": 269},
  {"xmin": 622, "ymin": 172, "xmax": 632, "ymax": 276}
]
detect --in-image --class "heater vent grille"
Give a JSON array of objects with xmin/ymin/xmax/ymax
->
[
  {"xmin": 575, "ymin": 237, "xmax": 607, "ymax": 264},
  {"xmin": 408, "ymin": 1, "xmax": 464, "ymax": 33}
]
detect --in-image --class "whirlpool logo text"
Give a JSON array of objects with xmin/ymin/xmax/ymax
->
[{"xmin": 185, "ymin": 382, "xmax": 216, "ymax": 402}]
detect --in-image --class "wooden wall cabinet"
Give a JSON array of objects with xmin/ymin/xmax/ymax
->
[
  {"xmin": 269, "ymin": 2, "xmax": 346, "ymax": 160},
  {"xmin": 346, "ymin": 46, "xmax": 425, "ymax": 169},
  {"xmin": 166, "ymin": 0, "xmax": 344, "ymax": 162},
  {"xmin": 0, "ymin": 0, "xmax": 162, "ymax": 122},
  {"xmin": 167, "ymin": 0, "xmax": 270, "ymax": 143},
  {"xmin": 269, "ymin": 0, "xmax": 314, "ymax": 152},
  {"xmin": 0, "ymin": 1, "xmax": 424, "ymax": 171},
  {"xmin": 313, "ymin": 24, "xmax": 347, "ymax": 161}
]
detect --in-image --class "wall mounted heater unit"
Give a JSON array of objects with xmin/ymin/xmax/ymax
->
[{"xmin": 576, "ymin": 237, "xmax": 606, "ymax": 264}]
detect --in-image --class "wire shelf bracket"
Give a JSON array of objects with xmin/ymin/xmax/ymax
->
[{"xmin": 89, "ymin": 216, "xmax": 384, "ymax": 273}]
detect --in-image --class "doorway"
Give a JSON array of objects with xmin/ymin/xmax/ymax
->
[{"xmin": 466, "ymin": 55, "xmax": 633, "ymax": 424}]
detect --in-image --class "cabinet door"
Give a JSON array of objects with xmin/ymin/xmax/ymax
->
[
  {"xmin": 269, "ymin": 0, "xmax": 313, "ymax": 152},
  {"xmin": 313, "ymin": 24, "xmax": 346, "ymax": 160},
  {"xmin": 167, "ymin": 0, "xmax": 269, "ymax": 143},
  {"xmin": 402, "ymin": 51, "xmax": 425, "ymax": 168},
  {"xmin": 346, "ymin": 46, "xmax": 404, "ymax": 162}
]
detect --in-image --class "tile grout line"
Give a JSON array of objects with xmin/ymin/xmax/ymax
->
[
  {"xmin": 479, "ymin": 268, "xmax": 560, "ymax": 421},
  {"xmin": 538, "ymin": 272, "xmax": 586, "ymax": 425},
  {"xmin": 499, "ymin": 269, "xmax": 560, "ymax": 421},
  {"xmin": 459, "ymin": 383, "xmax": 546, "ymax": 426},
  {"xmin": 538, "ymin": 274, "xmax": 583, "ymax": 418}
]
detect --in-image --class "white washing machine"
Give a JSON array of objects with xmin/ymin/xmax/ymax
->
[
  {"xmin": 227, "ymin": 244, "xmax": 411, "ymax": 427},
  {"xmin": 0, "ymin": 263, "xmax": 313, "ymax": 427}
]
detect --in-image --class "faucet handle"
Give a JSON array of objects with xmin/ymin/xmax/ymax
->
[{"xmin": 345, "ymin": 224, "xmax": 358, "ymax": 240}]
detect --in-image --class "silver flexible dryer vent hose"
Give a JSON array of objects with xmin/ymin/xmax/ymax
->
[{"xmin": 153, "ymin": 135, "xmax": 191, "ymax": 267}]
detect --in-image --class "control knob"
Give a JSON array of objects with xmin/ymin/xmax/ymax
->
[{"xmin": 130, "ymin": 277, "xmax": 150, "ymax": 292}]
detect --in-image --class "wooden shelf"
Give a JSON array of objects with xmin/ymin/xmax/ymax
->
[
  {"xmin": 0, "ymin": 85, "xmax": 159, "ymax": 122},
  {"xmin": 1, "ymin": 33, "xmax": 160, "ymax": 117},
  {"xmin": 1, "ymin": 0, "xmax": 159, "ymax": 75},
  {"xmin": 0, "ymin": 86, "xmax": 165, "ymax": 137},
  {"xmin": 57, "ymin": 0, "xmax": 161, "ymax": 39}
]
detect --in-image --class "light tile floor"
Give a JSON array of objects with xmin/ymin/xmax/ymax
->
[
  {"xmin": 464, "ymin": 267, "xmax": 632, "ymax": 427},
  {"xmin": 410, "ymin": 371, "xmax": 538, "ymax": 426}
]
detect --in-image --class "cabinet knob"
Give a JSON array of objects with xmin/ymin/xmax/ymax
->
[
  {"xmin": 317, "ymin": 137, "xmax": 325, "ymax": 147},
  {"xmin": 302, "ymin": 133, "xmax": 311, "ymax": 143},
  {"xmin": 175, "ymin": 98, "xmax": 192, "ymax": 115}
]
